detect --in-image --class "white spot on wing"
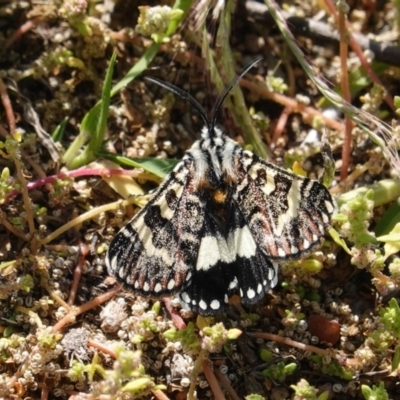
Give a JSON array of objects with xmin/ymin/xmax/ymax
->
[
  {"xmin": 143, "ymin": 282, "xmax": 149, "ymax": 291},
  {"xmin": 247, "ymin": 288, "xmax": 256, "ymax": 299},
  {"xmin": 199, "ymin": 300, "xmax": 207, "ymax": 310},
  {"xmin": 270, "ymin": 263, "xmax": 279, "ymax": 287},
  {"xmin": 167, "ymin": 279, "xmax": 175, "ymax": 290},
  {"xmin": 117, "ymin": 262, "xmax": 125, "ymax": 278},
  {"xmin": 210, "ymin": 300, "xmax": 220, "ymax": 310},
  {"xmin": 257, "ymin": 284, "xmax": 262, "ymax": 293},
  {"xmin": 181, "ymin": 292, "xmax": 191, "ymax": 303},
  {"xmin": 229, "ymin": 277, "xmax": 238, "ymax": 290},
  {"xmin": 154, "ymin": 283, "xmax": 162, "ymax": 293},
  {"xmin": 278, "ymin": 247, "xmax": 286, "ymax": 258},
  {"xmin": 325, "ymin": 200, "xmax": 335, "ymax": 214}
]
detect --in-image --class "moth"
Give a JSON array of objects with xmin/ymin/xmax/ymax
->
[{"xmin": 106, "ymin": 60, "xmax": 335, "ymax": 315}]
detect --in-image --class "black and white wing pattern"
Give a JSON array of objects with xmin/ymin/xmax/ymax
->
[
  {"xmin": 106, "ymin": 61, "xmax": 335, "ymax": 315},
  {"xmin": 232, "ymin": 148, "xmax": 334, "ymax": 261},
  {"xmin": 178, "ymin": 196, "xmax": 279, "ymax": 314},
  {"xmin": 107, "ymin": 158, "xmax": 205, "ymax": 298}
]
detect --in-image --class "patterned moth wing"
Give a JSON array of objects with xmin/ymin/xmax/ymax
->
[
  {"xmin": 107, "ymin": 159, "xmax": 205, "ymax": 297},
  {"xmin": 232, "ymin": 147, "xmax": 335, "ymax": 261},
  {"xmin": 106, "ymin": 60, "xmax": 335, "ymax": 315}
]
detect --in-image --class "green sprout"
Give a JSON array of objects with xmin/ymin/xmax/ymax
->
[
  {"xmin": 89, "ymin": 346, "xmax": 165, "ymax": 397},
  {"xmin": 262, "ymin": 361, "xmax": 297, "ymax": 382},
  {"xmin": 17, "ymin": 274, "xmax": 34, "ymax": 293},
  {"xmin": 265, "ymin": 75, "xmax": 288, "ymax": 94},
  {"xmin": 361, "ymin": 382, "xmax": 390, "ymax": 400},
  {"xmin": 310, "ymin": 355, "xmax": 353, "ymax": 380},
  {"xmin": 36, "ymin": 328, "xmax": 63, "ymax": 349},
  {"xmin": 380, "ymin": 298, "xmax": 400, "ymax": 339},
  {"xmin": 366, "ymin": 329, "xmax": 394, "ymax": 352},
  {"xmin": 291, "ymin": 379, "xmax": 329, "ymax": 400},
  {"xmin": 163, "ymin": 322, "xmax": 200, "ymax": 352},
  {"xmin": 334, "ymin": 189, "xmax": 376, "ymax": 246},
  {"xmin": 202, "ymin": 322, "xmax": 242, "ymax": 353},
  {"xmin": 136, "ymin": 5, "xmax": 184, "ymax": 43}
]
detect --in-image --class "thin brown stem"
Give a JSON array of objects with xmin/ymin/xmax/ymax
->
[
  {"xmin": 239, "ymin": 78, "xmax": 345, "ymax": 132},
  {"xmin": 4, "ymin": 17, "xmax": 41, "ymax": 49},
  {"xmin": 67, "ymin": 243, "xmax": 89, "ymax": 306},
  {"xmin": 0, "ymin": 209, "xmax": 29, "ymax": 241},
  {"xmin": 324, "ymin": 0, "xmax": 394, "ymax": 112},
  {"xmin": 52, "ymin": 287, "xmax": 121, "ymax": 332},
  {"xmin": 0, "ymin": 75, "xmax": 16, "ymax": 133},
  {"xmin": 248, "ymin": 331, "xmax": 343, "ymax": 360},
  {"xmin": 163, "ymin": 298, "xmax": 187, "ymax": 329},
  {"xmin": 202, "ymin": 360, "xmax": 226, "ymax": 400},
  {"xmin": 87, "ymin": 339, "xmax": 117, "ymax": 358},
  {"xmin": 213, "ymin": 368, "xmax": 241, "ymax": 400}
]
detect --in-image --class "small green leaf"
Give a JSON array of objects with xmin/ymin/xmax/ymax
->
[
  {"xmin": 227, "ymin": 328, "xmax": 242, "ymax": 340},
  {"xmin": 317, "ymin": 390, "xmax": 330, "ymax": 400},
  {"xmin": 392, "ymin": 345, "xmax": 400, "ymax": 371},
  {"xmin": 89, "ymin": 52, "xmax": 117, "ymax": 152},
  {"xmin": 377, "ymin": 223, "xmax": 400, "ymax": 258},
  {"xmin": 63, "ymin": 52, "xmax": 117, "ymax": 168},
  {"xmin": 374, "ymin": 201, "xmax": 400, "ymax": 236},
  {"xmin": 329, "ymin": 227, "xmax": 352, "ymax": 255},
  {"xmin": 395, "ymin": 96, "xmax": 400, "ymax": 115},
  {"xmin": 52, "ymin": 116, "xmax": 69, "ymax": 142},
  {"xmin": 102, "ymin": 151, "xmax": 178, "ymax": 178},
  {"xmin": 245, "ymin": 395, "xmax": 266, "ymax": 400},
  {"xmin": 121, "ymin": 377, "xmax": 152, "ymax": 393},
  {"xmin": 298, "ymin": 259, "xmax": 323, "ymax": 272}
]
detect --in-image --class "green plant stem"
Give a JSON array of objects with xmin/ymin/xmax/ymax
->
[
  {"xmin": 188, "ymin": 351, "xmax": 207, "ymax": 400},
  {"xmin": 203, "ymin": 1, "xmax": 271, "ymax": 159},
  {"xmin": 40, "ymin": 197, "xmax": 140, "ymax": 246},
  {"xmin": 13, "ymin": 152, "xmax": 35, "ymax": 237},
  {"xmin": 337, "ymin": 4, "xmax": 353, "ymax": 180}
]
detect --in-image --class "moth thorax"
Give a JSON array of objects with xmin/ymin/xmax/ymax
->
[{"xmin": 212, "ymin": 187, "xmax": 228, "ymax": 204}]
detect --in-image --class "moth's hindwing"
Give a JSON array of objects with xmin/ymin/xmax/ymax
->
[{"xmin": 179, "ymin": 203, "xmax": 279, "ymax": 315}]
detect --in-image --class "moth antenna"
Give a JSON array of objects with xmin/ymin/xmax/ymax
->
[
  {"xmin": 145, "ymin": 77, "xmax": 211, "ymax": 131},
  {"xmin": 210, "ymin": 58, "xmax": 262, "ymax": 132}
]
